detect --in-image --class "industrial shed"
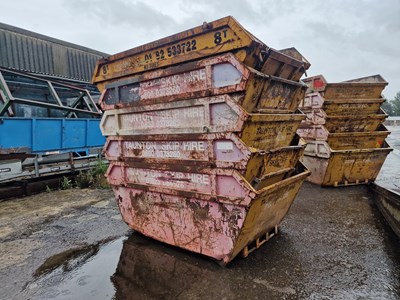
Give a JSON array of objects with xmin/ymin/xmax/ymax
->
[{"xmin": 0, "ymin": 22, "xmax": 108, "ymax": 82}]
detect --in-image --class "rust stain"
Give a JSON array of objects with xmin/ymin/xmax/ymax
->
[
  {"xmin": 129, "ymin": 190, "xmax": 149, "ymax": 216},
  {"xmin": 186, "ymin": 199, "xmax": 210, "ymax": 221},
  {"xmin": 189, "ymin": 150, "xmax": 201, "ymax": 160},
  {"xmin": 131, "ymin": 148, "xmax": 143, "ymax": 156}
]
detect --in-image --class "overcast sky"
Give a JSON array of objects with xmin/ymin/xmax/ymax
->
[{"xmin": 1, "ymin": 0, "xmax": 399, "ymax": 99}]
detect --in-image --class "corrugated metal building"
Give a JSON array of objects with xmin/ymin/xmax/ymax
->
[{"xmin": 0, "ymin": 22, "xmax": 108, "ymax": 82}]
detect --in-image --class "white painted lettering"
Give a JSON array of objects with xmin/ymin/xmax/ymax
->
[{"xmin": 183, "ymin": 141, "xmax": 205, "ymax": 151}]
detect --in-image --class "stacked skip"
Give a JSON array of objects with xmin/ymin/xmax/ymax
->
[
  {"xmin": 298, "ymin": 74, "xmax": 393, "ymax": 187},
  {"xmin": 92, "ymin": 16, "xmax": 311, "ymax": 265}
]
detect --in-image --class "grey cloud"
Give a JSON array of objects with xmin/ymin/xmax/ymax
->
[
  {"xmin": 178, "ymin": 0, "xmax": 290, "ymax": 27},
  {"xmin": 292, "ymin": 0, "xmax": 399, "ymax": 97},
  {"xmin": 63, "ymin": 0, "xmax": 179, "ymax": 32}
]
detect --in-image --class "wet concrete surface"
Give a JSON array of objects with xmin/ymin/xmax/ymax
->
[
  {"xmin": 1, "ymin": 183, "xmax": 399, "ymax": 299},
  {"xmin": 0, "ymin": 188, "xmax": 129, "ymax": 300},
  {"xmin": 376, "ymin": 125, "xmax": 400, "ymax": 193}
]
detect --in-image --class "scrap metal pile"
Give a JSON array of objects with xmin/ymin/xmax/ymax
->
[
  {"xmin": 93, "ymin": 16, "xmax": 312, "ymax": 264},
  {"xmin": 297, "ymin": 75, "xmax": 392, "ymax": 186}
]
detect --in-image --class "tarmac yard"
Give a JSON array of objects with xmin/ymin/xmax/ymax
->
[{"xmin": 0, "ymin": 183, "xmax": 399, "ymax": 300}]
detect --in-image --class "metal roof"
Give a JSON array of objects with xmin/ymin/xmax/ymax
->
[{"xmin": 0, "ymin": 22, "xmax": 109, "ymax": 82}]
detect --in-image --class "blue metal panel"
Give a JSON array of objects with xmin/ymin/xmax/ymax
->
[
  {"xmin": 87, "ymin": 120, "xmax": 104, "ymax": 146},
  {"xmin": 0, "ymin": 117, "xmax": 105, "ymax": 154},
  {"xmin": 0, "ymin": 118, "xmax": 33, "ymax": 151},
  {"xmin": 34, "ymin": 119, "xmax": 63, "ymax": 151},
  {"xmin": 63, "ymin": 119, "xmax": 87, "ymax": 149}
]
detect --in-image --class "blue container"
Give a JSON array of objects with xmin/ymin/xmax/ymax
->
[{"xmin": 0, "ymin": 117, "xmax": 105, "ymax": 155}]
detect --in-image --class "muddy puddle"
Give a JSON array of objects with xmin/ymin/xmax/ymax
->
[
  {"xmin": 22, "ymin": 234, "xmax": 224, "ymax": 300},
  {"xmin": 22, "ymin": 237, "xmax": 123, "ymax": 299}
]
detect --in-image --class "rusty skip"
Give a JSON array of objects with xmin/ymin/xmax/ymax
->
[
  {"xmin": 302, "ymin": 74, "xmax": 388, "ymax": 99},
  {"xmin": 301, "ymin": 143, "xmax": 392, "ymax": 186},
  {"xmin": 300, "ymin": 108, "xmax": 387, "ymax": 132},
  {"xmin": 298, "ymin": 124, "xmax": 390, "ymax": 150},
  {"xmin": 106, "ymin": 161, "xmax": 304, "ymax": 199},
  {"xmin": 92, "ymin": 16, "xmax": 310, "ymax": 89},
  {"xmin": 111, "ymin": 163, "xmax": 310, "ymax": 264},
  {"xmin": 300, "ymin": 92, "xmax": 384, "ymax": 115},
  {"xmin": 104, "ymin": 133, "xmax": 304, "ymax": 185},
  {"xmin": 100, "ymin": 95, "xmax": 305, "ymax": 150},
  {"xmin": 99, "ymin": 53, "xmax": 307, "ymax": 113},
  {"xmin": 304, "ymin": 139, "xmax": 392, "ymax": 157}
]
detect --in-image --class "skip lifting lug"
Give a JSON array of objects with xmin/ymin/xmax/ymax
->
[{"xmin": 202, "ymin": 21, "xmax": 212, "ymax": 31}]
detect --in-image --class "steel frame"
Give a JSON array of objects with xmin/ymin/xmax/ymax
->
[{"xmin": 0, "ymin": 68, "xmax": 102, "ymax": 117}]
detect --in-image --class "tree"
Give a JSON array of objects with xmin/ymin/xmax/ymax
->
[
  {"xmin": 391, "ymin": 92, "xmax": 400, "ymax": 116},
  {"xmin": 381, "ymin": 98, "xmax": 394, "ymax": 115}
]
